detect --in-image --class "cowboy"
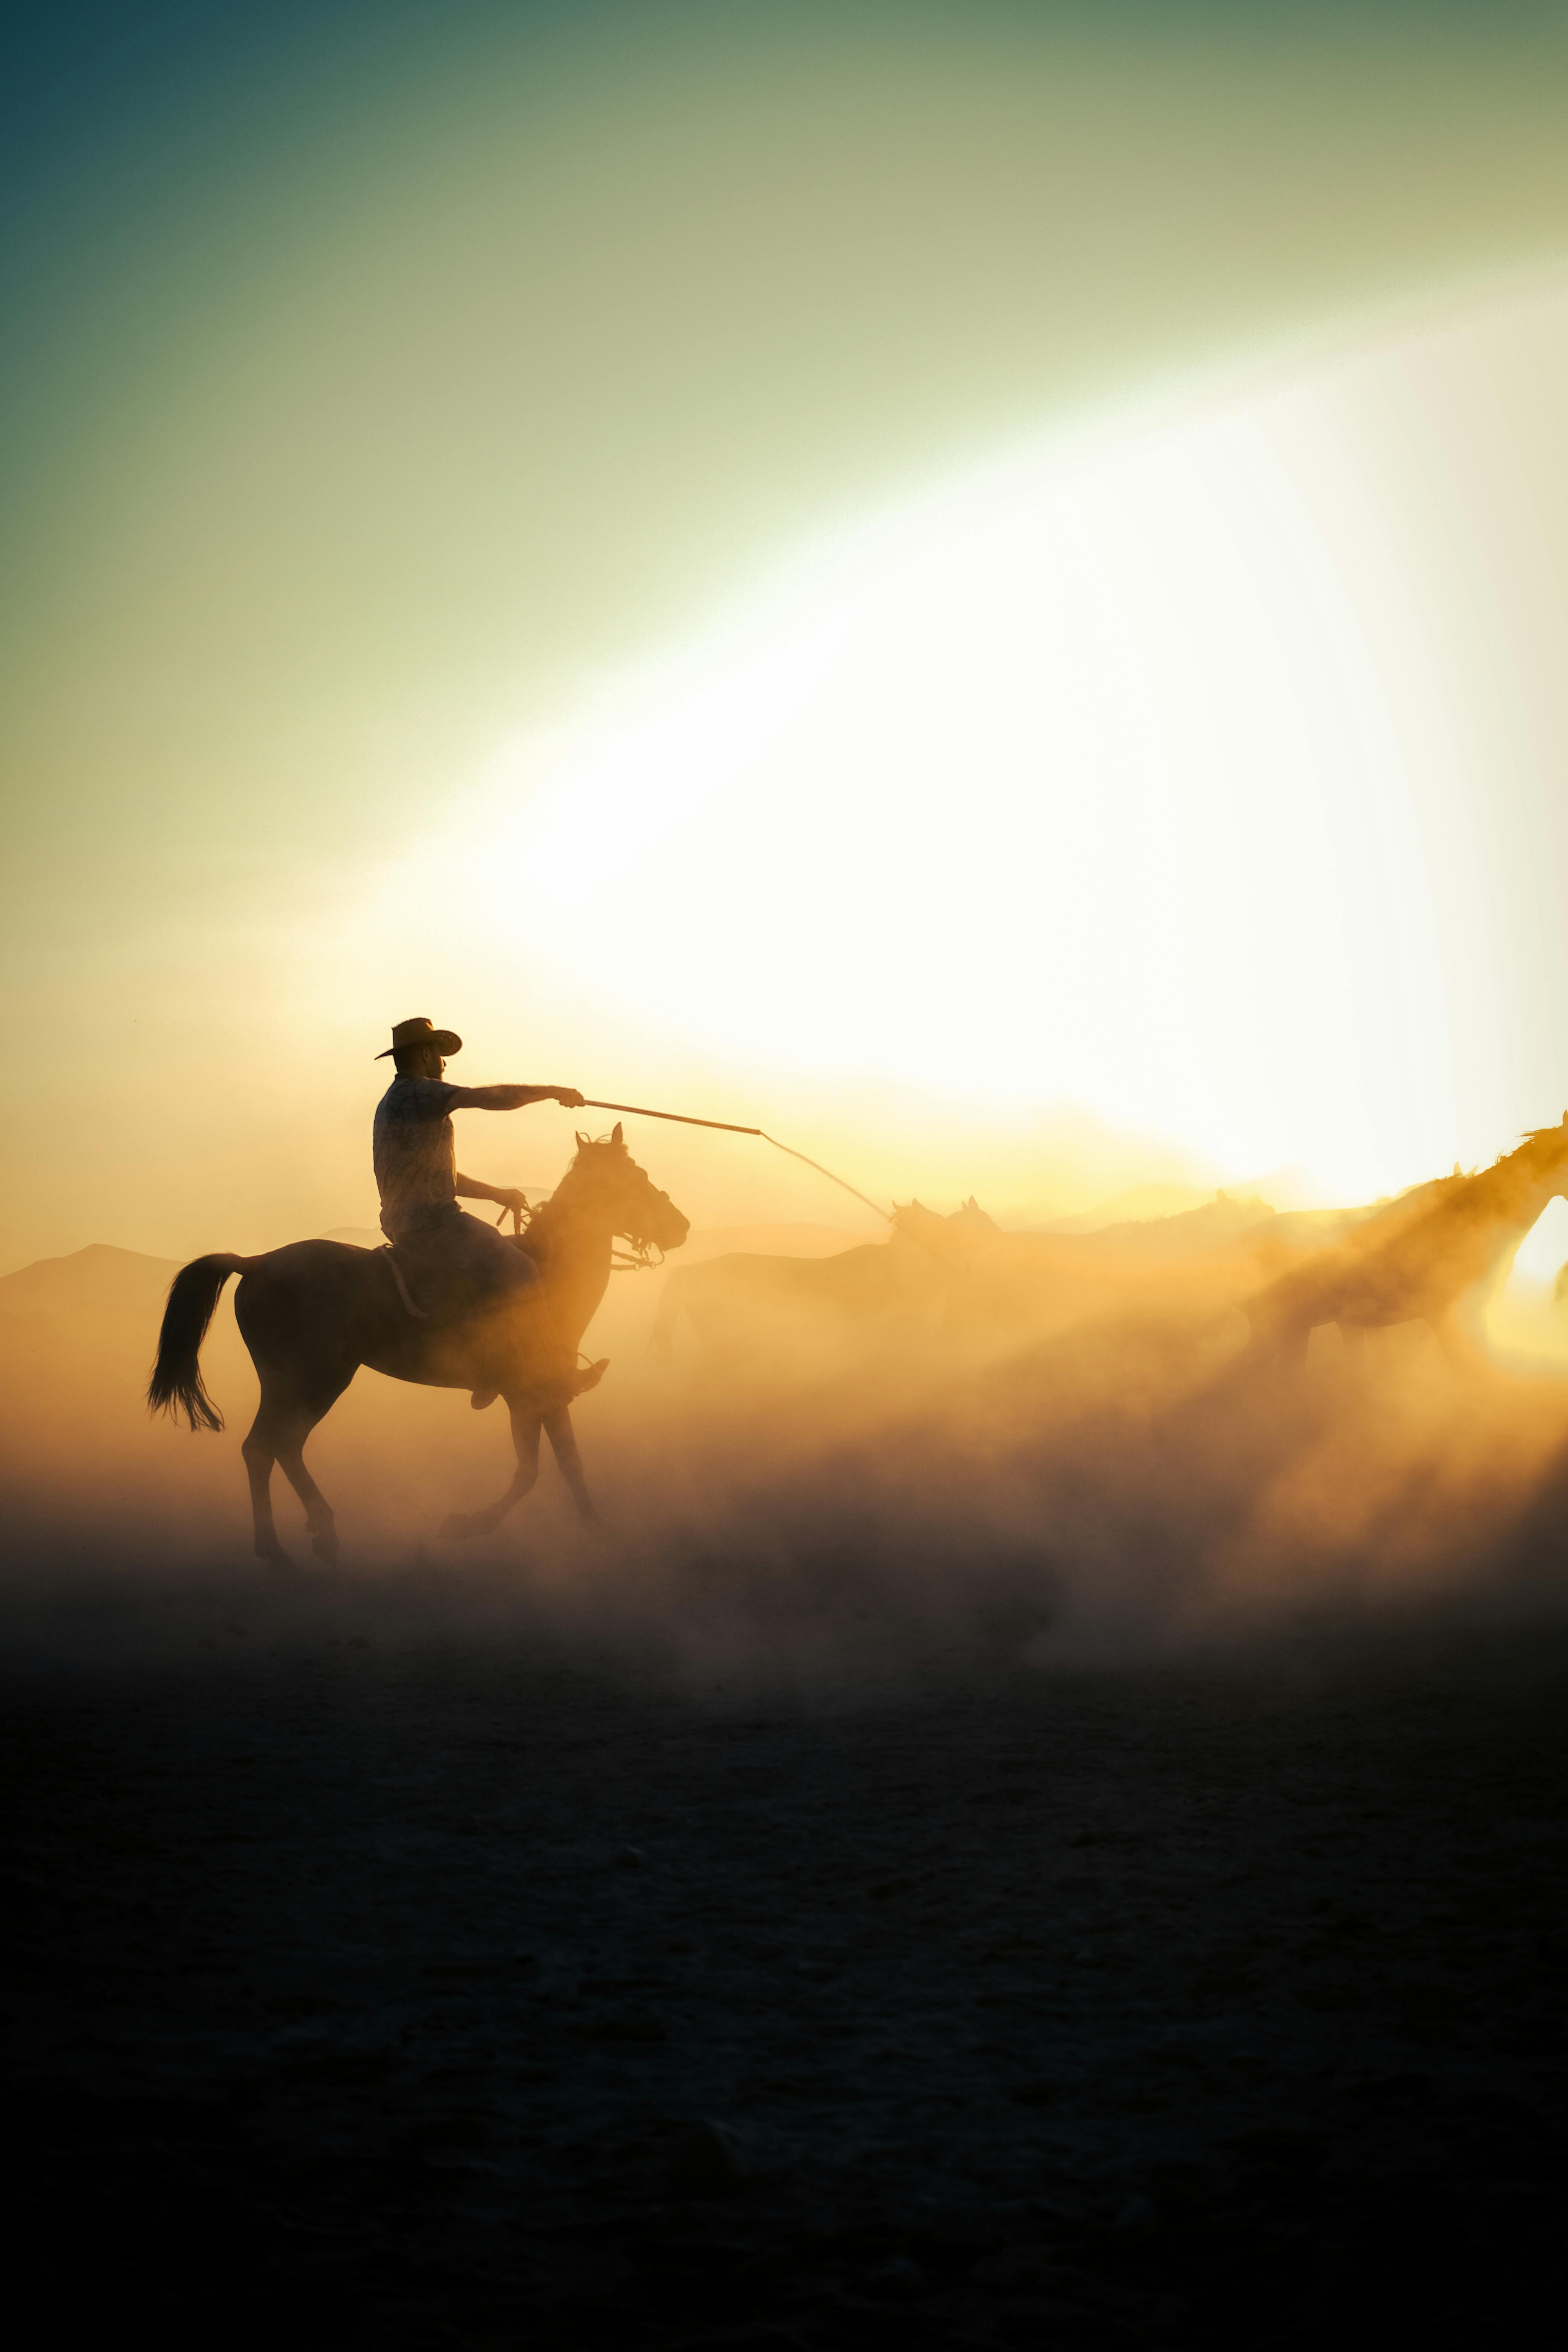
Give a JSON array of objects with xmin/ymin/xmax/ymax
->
[{"xmin": 372, "ymin": 1017, "xmax": 586, "ymax": 1323}]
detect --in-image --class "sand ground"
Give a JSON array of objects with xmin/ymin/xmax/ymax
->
[{"xmin": 5, "ymin": 1580, "xmax": 1566, "ymax": 2349}]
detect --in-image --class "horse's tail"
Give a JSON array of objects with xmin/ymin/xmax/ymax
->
[
  {"xmin": 147, "ymin": 1253, "xmax": 250, "ymax": 1432},
  {"xmin": 650, "ymin": 1272, "xmax": 689, "ymax": 1363}
]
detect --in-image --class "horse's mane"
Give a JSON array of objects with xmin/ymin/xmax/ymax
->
[
  {"xmin": 1495, "ymin": 1116, "xmax": 1568, "ymax": 1172},
  {"xmin": 529, "ymin": 1133, "xmax": 628, "ymax": 1219},
  {"xmin": 1438, "ymin": 1115, "xmax": 1568, "ymax": 1207}
]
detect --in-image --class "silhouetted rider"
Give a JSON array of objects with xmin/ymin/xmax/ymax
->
[{"xmin": 372, "ymin": 1016, "xmax": 585, "ymax": 1320}]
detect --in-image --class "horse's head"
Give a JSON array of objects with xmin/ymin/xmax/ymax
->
[
  {"xmin": 892, "ymin": 1199, "xmax": 947, "ymax": 1248},
  {"xmin": 567, "ymin": 1123, "xmax": 691, "ymax": 1259},
  {"xmin": 951, "ymin": 1194, "xmax": 999, "ymax": 1233},
  {"xmin": 1516, "ymin": 1111, "xmax": 1568, "ymax": 1204},
  {"xmin": 892, "ymin": 1196, "xmax": 996, "ymax": 1264}
]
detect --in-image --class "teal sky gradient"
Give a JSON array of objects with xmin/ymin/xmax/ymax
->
[{"xmin": 6, "ymin": 3, "xmax": 1568, "ymax": 1259}]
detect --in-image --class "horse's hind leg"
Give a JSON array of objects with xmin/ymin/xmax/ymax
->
[
  {"xmin": 242, "ymin": 1415, "xmax": 286, "ymax": 1565},
  {"xmin": 442, "ymin": 1401, "xmax": 542, "ymax": 1540},
  {"xmin": 245, "ymin": 1369, "xmax": 354, "ymax": 1565},
  {"xmin": 544, "ymin": 1405, "xmax": 598, "ymax": 1525}
]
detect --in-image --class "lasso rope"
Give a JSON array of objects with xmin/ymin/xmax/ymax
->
[
  {"xmin": 576, "ymin": 1099, "xmax": 893, "ymax": 1225},
  {"xmin": 492, "ymin": 1098, "xmax": 896, "ymax": 1274}
]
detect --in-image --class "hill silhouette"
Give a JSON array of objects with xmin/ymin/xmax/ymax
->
[{"xmin": 0, "ymin": 1242, "xmax": 181, "ymax": 1317}]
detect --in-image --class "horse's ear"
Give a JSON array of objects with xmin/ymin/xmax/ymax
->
[
  {"xmin": 612, "ymin": 1121, "xmax": 623, "ymax": 1144},
  {"xmin": 575, "ymin": 1130, "xmax": 586, "ymax": 1147}
]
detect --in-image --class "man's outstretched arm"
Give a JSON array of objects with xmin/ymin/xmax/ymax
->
[
  {"xmin": 448, "ymin": 1084, "xmax": 586, "ymax": 1112},
  {"xmin": 448, "ymin": 1083, "xmax": 588, "ymax": 1216}
]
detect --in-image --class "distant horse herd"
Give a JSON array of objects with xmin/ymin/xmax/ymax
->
[
  {"xmin": 150, "ymin": 1115, "xmax": 1568, "ymax": 1562},
  {"xmin": 670, "ymin": 1121, "xmax": 1568, "ymax": 1376}
]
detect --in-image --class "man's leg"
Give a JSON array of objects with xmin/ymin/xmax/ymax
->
[
  {"xmin": 448, "ymin": 1211, "xmax": 541, "ymax": 1408},
  {"xmin": 451, "ymin": 1209, "xmax": 541, "ymax": 1297}
]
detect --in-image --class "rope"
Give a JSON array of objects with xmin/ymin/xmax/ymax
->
[
  {"xmin": 490, "ymin": 1096, "xmax": 906, "ymax": 1274},
  {"xmin": 578, "ymin": 1099, "xmax": 892, "ymax": 1224},
  {"xmin": 755, "ymin": 1134, "xmax": 891, "ymax": 1224},
  {"xmin": 580, "ymin": 1098, "xmax": 762, "ymax": 1138}
]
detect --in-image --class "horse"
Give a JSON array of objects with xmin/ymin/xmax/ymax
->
[
  {"xmin": 891, "ymin": 1194, "xmax": 1281, "ymax": 1348},
  {"xmin": 650, "ymin": 1212, "xmax": 954, "ymax": 1376},
  {"xmin": 147, "ymin": 1126, "xmax": 689, "ymax": 1563},
  {"xmin": 1238, "ymin": 1117, "xmax": 1568, "ymax": 1371}
]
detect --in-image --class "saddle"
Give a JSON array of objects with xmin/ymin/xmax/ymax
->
[{"xmin": 377, "ymin": 1225, "xmax": 534, "ymax": 1324}]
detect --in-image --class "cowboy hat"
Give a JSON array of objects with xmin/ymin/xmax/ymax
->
[{"xmin": 375, "ymin": 1016, "xmax": 463, "ymax": 1061}]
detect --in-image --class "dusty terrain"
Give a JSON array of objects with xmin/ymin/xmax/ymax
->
[
  {"xmin": 4, "ymin": 1232, "xmax": 1568, "ymax": 2344},
  {"xmin": 5, "ymin": 1579, "xmax": 1566, "ymax": 2350}
]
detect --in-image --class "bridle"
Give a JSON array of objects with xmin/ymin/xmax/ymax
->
[
  {"xmin": 611, "ymin": 1233, "xmax": 667, "ymax": 1274},
  {"xmin": 496, "ymin": 1187, "xmax": 672, "ymax": 1274}
]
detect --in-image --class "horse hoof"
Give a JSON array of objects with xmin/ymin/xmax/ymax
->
[
  {"xmin": 257, "ymin": 1544, "xmax": 296, "ymax": 1570},
  {"xmin": 441, "ymin": 1511, "xmax": 482, "ymax": 1539},
  {"xmin": 311, "ymin": 1532, "xmax": 339, "ymax": 1564}
]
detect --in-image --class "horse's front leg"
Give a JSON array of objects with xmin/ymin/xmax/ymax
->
[
  {"xmin": 275, "ymin": 1429, "xmax": 341, "ymax": 1565},
  {"xmin": 543, "ymin": 1404, "xmax": 598, "ymax": 1525},
  {"xmin": 441, "ymin": 1401, "xmax": 542, "ymax": 1539}
]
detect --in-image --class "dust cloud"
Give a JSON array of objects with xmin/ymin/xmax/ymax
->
[
  {"xmin": 9, "ymin": 1190, "xmax": 1568, "ymax": 2349},
  {"xmin": 5, "ymin": 1179, "xmax": 1568, "ymax": 1684}
]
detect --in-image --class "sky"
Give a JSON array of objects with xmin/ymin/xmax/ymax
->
[{"xmin": 6, "ymin": 2, "xmax": 1568, "ymax": 1264}]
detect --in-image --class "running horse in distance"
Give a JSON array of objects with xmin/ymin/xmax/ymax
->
[
  {"xmin": 148, "ymin": 1128, "xmax": 689, "ymax": 1563},
  {"xmin": 1238, "ymin": 1115, "xmax": 1568, "ymax": 1370}
]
